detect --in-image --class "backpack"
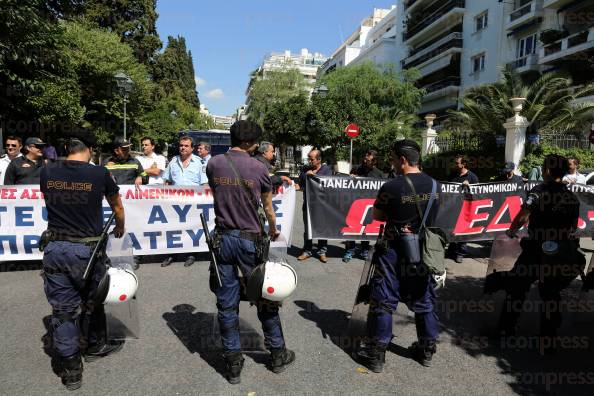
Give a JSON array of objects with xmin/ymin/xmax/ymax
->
[{"xmin": 404, "ymin": 176, "xmax": 447, "ymax": 275}]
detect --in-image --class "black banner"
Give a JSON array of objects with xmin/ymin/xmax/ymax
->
[{"xmin": 305, "ymin": 176, "xmax": 594, "ymax": 242}]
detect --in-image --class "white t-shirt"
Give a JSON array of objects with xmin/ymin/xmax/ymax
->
[
  {"xmin": 137, "ymin": 152, "xmax": 167, "ymax": 185},
  {"xmin": 0, "ymin": 153, "xmax": 22, "ymax": 185},
  {"xmin": 563, "ymin": 171, "xmax": 586, "ymax": 185}
]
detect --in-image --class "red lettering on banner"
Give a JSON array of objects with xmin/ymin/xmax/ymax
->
[
  {"xmin": 486, "ymin": 196, "xmax": 522, "ymax": 232},
  {"xmin": 341, "ymin": 199, "xmax": 375, "ymax": 235},
  {"xmin": 363, "ymin": 220, "xmax": 385, "ymax": 235},
  {"xmin": 1, "ymin": 188, "xmax": 17, "ymax": 199},
  {"xmin": 126, "ymin": 190, "xmax": 136, "ymax": 199},
  {"xmin": 20, "ymin": 189, "xmax": 30, "ymax": 199},
  {"xmin": 453, "ymin": 199, "xmax": 493, "ymax": 235}
]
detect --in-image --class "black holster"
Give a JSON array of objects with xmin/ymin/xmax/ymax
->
[{"xmin": 39, "ymin": 229, "xmax": 56, "ymax": 252}]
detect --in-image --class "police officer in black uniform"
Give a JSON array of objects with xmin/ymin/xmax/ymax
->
[
  {"xmin": 102, "ymin": 136, "xmax": 146, "ymax": 187},
  {"xmin": 496, "ymin": 154, "xmax": 585, "ymax": 351},
  {"xmin": 3, "ymin": 137, "xmax": 46, "ymax": 185},
  {"xmin": 356, "ymin": 139, "xmax": 441, "ymax": 372},
  {"xmin": 41, "ymin": 137, "xmax": 126, "ymax": 390}
]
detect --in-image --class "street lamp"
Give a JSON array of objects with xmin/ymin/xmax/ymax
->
[{"xmin": 114, "ymin": 72, "xmax": 134, "ymax": 140}]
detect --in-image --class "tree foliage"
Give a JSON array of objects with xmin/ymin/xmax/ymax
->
[
  {"xmin": 0, "ymin": 1, "xmax": 208, "ymax": 148},
  {"xmin": 312, "ymin": 62, "xmax": 424, "ymax": 163},
  {"xmin": 448, "ymin": 67, "xmax": 594, "ymax": 135},
  {"xmin": 153, "ymin": 36, "xmax": 200, "ymax": 106},
  {"xmin": 81, "ymin": 0, "xmax": 162, "ymax": 65}
]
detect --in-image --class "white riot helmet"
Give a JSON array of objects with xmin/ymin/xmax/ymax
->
[
  {"xmin": 247, "ymin": 261, "xmax": 297, "ymax": 302},
  {"xmin": 97, "ymin": 267, "xmax": 139, "ymax": 305}
]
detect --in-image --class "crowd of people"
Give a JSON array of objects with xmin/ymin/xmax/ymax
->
[{"xmin": 2, "ymin": 125, "xmax": 594, "ymax": 388}]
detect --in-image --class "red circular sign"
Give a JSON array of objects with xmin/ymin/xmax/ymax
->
[
  {"xmin": 345, "ymin": 123, "xmax": 360, "ymax": 138},
  {"xmin": 267, "ymin": 287, "xmax": 275, "ymax": 294}
]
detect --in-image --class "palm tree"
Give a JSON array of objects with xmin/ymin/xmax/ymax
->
[{"xmin": 448, "ymin": 67, "xmax": 594, "ymax": 135}]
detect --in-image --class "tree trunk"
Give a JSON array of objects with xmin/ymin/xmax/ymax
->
[{"xmin": 280, "ymin": 142, "xmax": 287, "ymax": 170}]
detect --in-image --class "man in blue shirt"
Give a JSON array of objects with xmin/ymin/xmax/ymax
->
[
  {"xmin": 196, "ymin": 141, "xmax": 212, "ymax": 185},
  {"xmin": 163, "ymin": 136, "xmax": 203, "ymax": 186},
  {"xmin": 161, "ymin": 136, "xmax": 202, "ymax": 267}
]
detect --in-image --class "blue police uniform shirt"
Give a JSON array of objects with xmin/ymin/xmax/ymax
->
[
  {"xmin": 163, "ymin": 154, "xmax": 203, "ymax": 186},
  {"xmin": 40, "ymin": 160, "xmax": 120, "ymax": 238},
  {"xmin": 199, "ymin": 154, "xmax": 211, "ymax": 184}
]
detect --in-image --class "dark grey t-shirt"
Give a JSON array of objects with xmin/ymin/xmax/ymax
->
[{"xmin": 206, "ymin": 151, "xmax": 272, "ymax": 234}]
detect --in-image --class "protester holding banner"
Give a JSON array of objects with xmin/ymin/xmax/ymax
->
[
  {"xmin": 496, "ymin": 162, "xmax": 524, "ymax": 183},
  {"xmin": 161, "ymin": 135, "xmax": 204, "ymax": 268},
  {"xmin": 3, "ymin": 137, "xmax": 46, "ymax": 185},
  {"xmin": 496, "ymin": 154, "xmax": 585, "ymax": 352},
  {"xmin": 446, "ymin": 154, "xmax": 479, "ymax": 263},
  {"xmin": 296, "ymin": 149, "xmax": 333, "ymax": 263},
  {"xmin": 563, "ymin": 157, "xmax": 586, "ymax": 185},
  {"xmin": 137, "ymin": 136, "xmax": 167, "ymax": 185},
  {"xmin": 343, "ymin": 150, "xmax": 384, "ymax": 263},
  {"xmin": 0, "ymin": 135, "xmax": 23, "ymax": 185},
  {"xmin": 356, "ymin": 139, "xmax": 441, "ymax": 372},
  {"xmin": 206, "ymin": 120, "xmax": 294, "ymax": 384},
  {"xmin": 102, "ymin": 136, "xmax": 145, "ymax": 187},
  {"xmin": 40, "ymin": 136, "xmax": 126, "ymax": 390},
  {"xmin": 255, "ymin": 141, "xmax": 293, "ymax": 194}
]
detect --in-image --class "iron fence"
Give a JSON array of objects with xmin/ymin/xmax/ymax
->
[
  {"xmin": 538, "ymin": 133, "xmax": 590, "ymax": 150},
  {"xmin": 432, "ymin": 133, "xmax": 497, "ymax": 153}
]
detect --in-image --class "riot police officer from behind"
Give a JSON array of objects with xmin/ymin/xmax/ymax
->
[
  {"xmin": 40, "ymin": 137, "xmax": 126, "ymax": 390},
  {"xmin": 497, "ymin": 154, "xmax": 585, "ymax": 349},
  {"xmin": 206, "ymin": 120, "xmax": 295, "ymax": 384},
  {"xmin": 357, "ymin": 139, "xmax": 441, "ymax": 372}
]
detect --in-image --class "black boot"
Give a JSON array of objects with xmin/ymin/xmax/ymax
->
[
  {"xmin": 83, "ymin": 340, "xmax": 124, "ymax": 362},
  {"xmin": 409, "ymin": 341, "xmax": 436, "ymax": 367},
  {"xmin": 356, "ymin": 343, "xmax": 386, "ymax": 373},
  {"xmin": 59, "ymin": 354, "xmax": 83, "ymax": 391},
  {"xmin": 269, "ymin": 346, "xmax": 296, "ymax": 374},
  {"xmin": 224, "ymin": 352, "xmax": 244, "ymax": 384}
]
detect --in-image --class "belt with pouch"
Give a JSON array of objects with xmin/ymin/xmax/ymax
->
[
  {"xmin": 39, "ymin": 229, "xmax": 102, "ymax": 252},
  {"xmin": 217, "ymin": 228, "xmax": 262, "ymax": 243}
]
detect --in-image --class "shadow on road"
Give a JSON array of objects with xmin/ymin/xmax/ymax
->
[
  {"xmin": 294, "ymin": 300, "xmax": 359, "ymax": 356},
  {"xmin": 438, "ymin": 274, "xmax": 594, "ymax": 395},
  {"xmin": 162, "ymin": 304, "xmax": 268, "ymax": 379}
]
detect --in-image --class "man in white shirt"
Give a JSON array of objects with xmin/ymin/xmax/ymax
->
[
  {"xmin": 563, "ymin": 157, "xmax": 586, "ymax": 185},
  {"xmin": 0, "ymin": 135, "xmax": 23, "ymax": 185},
  {"xmin": 196, "ymin": 141, "xmax": 212, "ymax": 185},
  {"xmin": 137, "ymin": 136, "xmax": 167, "ymax": 185}
]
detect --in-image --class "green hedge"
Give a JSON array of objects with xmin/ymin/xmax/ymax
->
[{"xmin": 520, "ymin": 143, "xmax": 594, "ymax": 175}]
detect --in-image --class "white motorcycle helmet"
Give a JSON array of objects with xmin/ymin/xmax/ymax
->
[
  {"xmin": 97, "ymin": 267, "xmax": 139, "ymax": 305},
  {"xmin": 247, "ymin": 261, "xmax": 297, "ymax": 302}
]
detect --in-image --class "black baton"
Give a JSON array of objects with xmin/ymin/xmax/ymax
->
[
  {"xmin": 82, "ymin": 212, "xmax": 116, "ymax": 281},
  {"xmin": 200, "ymin": 213, "xmax": 223, "ymax": 288}
]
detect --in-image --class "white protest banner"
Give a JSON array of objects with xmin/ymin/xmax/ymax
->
[{"xmin": 0, "ymin": 185, "xmax": 296, "ymax": 261}]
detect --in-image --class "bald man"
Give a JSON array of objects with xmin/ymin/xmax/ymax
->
[{"xmin": 295, "ymin": 149, "xmax": 333, "ymax": 262}]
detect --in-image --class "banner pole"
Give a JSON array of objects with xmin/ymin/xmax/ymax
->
[{"xmin": 349, "ymin": 139, "xmax": 353, "ymax": 171}]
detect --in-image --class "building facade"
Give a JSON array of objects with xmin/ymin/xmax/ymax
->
[{"xmin": 245, "ymin": 48, "xmax": 327, "ymax": 109}]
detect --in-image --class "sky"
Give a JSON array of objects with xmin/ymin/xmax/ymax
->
[{"xmin": 156, "ymin": 0, "xmax": 398, "ymax": 116}]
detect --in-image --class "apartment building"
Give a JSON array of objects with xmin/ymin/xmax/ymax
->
[
  {"xmin": 245, "ymin": 48, "xmax": 327, "ymax": 109},
  {"xmin": 318, "ymin": 7, "xmax": 397, "ymax": 75}
]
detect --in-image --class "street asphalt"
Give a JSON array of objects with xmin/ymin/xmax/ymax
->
[{"xmin": 1, "ymin": 194, "xmax": 594, "ymax": 395}]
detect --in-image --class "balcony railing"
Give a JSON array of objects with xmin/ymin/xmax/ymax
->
[
  {"xmin": 405, "ymin": 0, "xmax": 465, "ymax": 41},
  {"xmin": 507, "ymin": 53, "xmax": 538, "ymax": 69},
  {"xmin": 541, "ymin": 26, "xmax": 594, "ymax": 59},
  {"xmin": 510, "ymin": 2, "xmax": 534, "ymax": 22},
  {"xmin": 404, "ymin": 33, "xmax": 463, "ymax": 68},
  {"xmin": 423, "ymin": 76, "xmax": 461, "ymax": 94}
]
